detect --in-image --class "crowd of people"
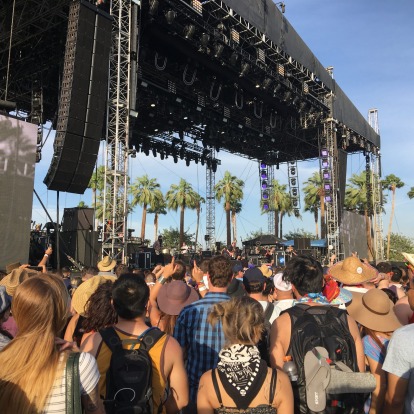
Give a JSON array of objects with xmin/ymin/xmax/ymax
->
[{"xmin": 0, "ymin": 245, "xmax": 414, "ymax": 414}]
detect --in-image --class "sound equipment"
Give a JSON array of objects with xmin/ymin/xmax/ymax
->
[
  {"xmin": 132, "ymin": 252, "xmax": 152, "ymax": 269},
  {"xmin": 59, "ymin": 230, "xmax": 99, "ymax": 268},
  {"xmin": 61, "ymin": 207, "xmax": 94, "ymax": 231},
  {"xmin": 273, "ymin": 251, "xmax": 286, "ymax": 267},
  {"xmin": 201, "ymin": 250, "xmax": 212, "ymax": 258},
  {"xmin": 44, "ymin": 0, "xmax": 112, "ymax": 193},
  {"xmin": 294, "ymin": 238, "xmax": 311, "ymax": 250}
]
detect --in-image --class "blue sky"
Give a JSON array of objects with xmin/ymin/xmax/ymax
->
[{"xmin": 31, "ymin": 0, "xmax": 414, "ymax": 247}]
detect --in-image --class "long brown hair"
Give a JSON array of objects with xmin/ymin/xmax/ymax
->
[{"xmin": 0, "ymin": 274, "xmax": 71, "ymax": 412}]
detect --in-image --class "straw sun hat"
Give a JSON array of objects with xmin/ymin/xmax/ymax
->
[
  {"xmin": 259, "ymin": 264, "xmax": 272, "ymax": 278},
  {"xmin": 71, "ymin": 275, "xmax": 117, "ymax": 316},
  {"xmin": 346, "ymin": 289, "xmax": 401, "ymax": 332},
  {"xmin": 0, "ymin": 268, "xmax": 37, "ymax": 297},
  {"xmin": 97, "ymin": 256, "xmax": 117, "ymax": 272},
  {"xmin": 329, "ymin": 256, "xmax": 378, "ymax": 285}
]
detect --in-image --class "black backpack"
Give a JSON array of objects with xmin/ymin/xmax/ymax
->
[
  {"xmin": 100, "ymin": 326, "xmax": 165, "ymax": 414},
  {"xmin": 284, "ymin": 304, "xmax": 365, "ymax": 414},
  {"xmin": 257, "ymin": 302, "xmax": 274, "ymax": 366}
]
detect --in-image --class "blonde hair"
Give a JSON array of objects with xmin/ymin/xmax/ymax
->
[
  {"xmin": 208, "ymin": 296, "xmax": 264, "ymax": 345},
  {"xmin": 0, "ymin": 273, "xmax": 71, "ymax": 413}
]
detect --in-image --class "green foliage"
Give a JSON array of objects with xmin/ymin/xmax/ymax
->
[
  {"xmin": 77, "ymin": 201, "xmax": 89, "ymax": 208},
  {"xmin": 381, "ymin": 174, "xmax": 405, "ymax": 193},
  {"xmin": 161, "ymin": 227, "xmax": 194, "ymax": 249},
  {"xmin": 283, "ymin": 228, "xmax": 317, "ymax": 240},
  {"xmin": 408, "ymin": 187, "xmax": 414, "ymax": 199},
  {"xmin": 386, "ymin": 233, "xmax": 414, "ymax": 262}
]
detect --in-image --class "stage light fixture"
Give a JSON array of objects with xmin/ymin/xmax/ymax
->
[
  {"xmin": 165, "ymin": 10, "xmax": 176, "ymax": 24},
  {"xmin": 261, "ymin": 180, "xmax": 268, "ymax": 190},
  {"xmin": 239, "ymin": 62, "xmax": 250, "ymax": 77},
  {"xmin": 321, "ymin": 148, "xmax": 329, "ymax": 157},
  {"xmin": 260, "ymin": 162, "xmax": 267, "ymax": 169},
  {"xmin": 290, "ymin": 178, "xmax": 297, "ymax": 186},
  {"xmin": 325, "ymin": 195, "xmax": 332, "ymax": 203},
  {"xmin": 184, "ymin": 24, "xmax": 196, "ymax": 39},
  {"xmin": 229, "ymin": 52, "xmax": 239, "ymax": 66},
  {"xmin": 262, "ymin": 191, "xmax": 269, "ymax": 200},
  {"xmin": 292, "ymin": 96, "xmax": 300, "ymax": 105},
  {"xmin": 292, "ymin": 189, "xmax": 298, "ymax": 197},
  {"xmin": 214, "ymin": 43, "xmax": 224, "ymax": 58},
  {"xmin": 149, "ymin": 0, "xmax": 158, "ymax": 15},
  {"xmin": 283, "ymin": 91, "xmax": 292, "ymax": 101},
  {"xmin": 290, "ymin": 167, "xmax": 296, "ymax": 175},
  {"xmin": 262, "ymin": 78, "xmax": 272, "ymax": 90},
  {"xmin": 260, "ymin": 170, "xmax": 267, "ymax": 179},
  {"xmin": 263, "ymin": 202, "xmax": 269, "ymax": 210},
  {"xmin": 173, "ymin": 154, "xmax": 178, "ymax": 163},
  {"xmin": 186, "ymin": 157, "xmax": 190, "ymax": 167},
  {"xmin": 323, "ymin": 170, "xmax": 330, "ymax": 180},
  {"xmin": 200, "ymin": 33, "xmax": 210, "ymax": 47},
  {"xmin": 152, "ymin": 148, "xmax": 157, "ymax": 157},
  {"xmin": 324, "ymin": 184, "xmax": 331, "ymax": 192},
  {"xmin": 322, "ymin": 160, "xmax": 329, "ymax": 168}
]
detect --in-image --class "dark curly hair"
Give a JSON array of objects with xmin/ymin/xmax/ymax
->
[{"xmin": 82, "ymin": 281, "xmax": 117, "ymax": 333}]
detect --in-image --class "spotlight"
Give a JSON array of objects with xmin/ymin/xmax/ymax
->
[
  {"xmin": 324, "ymin": 184, "xmax": 331, "ymax": 193},
  {"xmin": 200, "ymin": 33, "xmax": 210, "ymax": 47},
  {"xmin": 214, "ymin": 43, "xmax": 224, "ymax": 58},
  {"xmin": 239, "ymin": 62, "xmax": 250, "ymax": 77},
  {"xmin": 263, "ymin": 202, "xmax": 269, "ymax": 210},
  {"xmin": 261, "ymin": 180, "xmax": 268, "ymax": 190},
  {"xmin": 262, "ymin": 191, "xmax": 269, "ymax": 200},
  {"xmin": 290, "ymin": 167, "xmax": 296, "ymax": 175},
  {"xmin": 292, "ymin": 189, "xmax": 298, "ymax": 197},
  {"xmin": 323, "ymin": 170, "xmax": 330, "ymax": 180},
  {"xmin": 165, "ymin": 10, "xmax": 176, "ymax": 24},
  {"xmin": 260, "ymin": 162, "xmax": 267, "ymax": 169},
  {"xmin": 290, "ymin": 178, "xmax": 297, "ymax": 186},
  {"xmin": 322, "ymin": 160, "xmax": 329, "ymax": 168},
  {"xmin": 184, "ymin": 25, "xmax": 196, "ymax": 39},
  {"xmin": 325, "ymin": 195, "xmax": 332, "ymax": 203},
  {"xmin": 321, "ymin": 148, "xmax": 329, "ymax": 157},
  {"xmin": 260, "ymin": 170, "xmax": 267, "ymax": 179},
  {"xmin": 149, "ymin": 0, "xmax": 158, "ymax": 15},
  {"xmin": 212, "ymin": 160, "xmax": 218, "ymax": 173}
]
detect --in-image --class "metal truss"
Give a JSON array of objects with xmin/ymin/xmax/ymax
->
[
  {"xmin": 206, "ymin": 148, "xmax": 216, "ymax": 250},
  {"xmin": 102, "ymin": 0, "xmax": 133, "ymax": 261},
  {"xmin": 267, "ymin": 165, "xmax": 275, "ymax": 234},
  {"xmin": 322, "ymin": 114, "xmax": 341, "ymax": 258},
  {"xmin": 287, "ymin": 160, "xmax": 301, "ymax": 216}
]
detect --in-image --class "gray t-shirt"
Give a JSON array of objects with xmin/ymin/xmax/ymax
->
[{"xmin": 382, "ymin": 323, "xmax": 414, "ymax": 414}]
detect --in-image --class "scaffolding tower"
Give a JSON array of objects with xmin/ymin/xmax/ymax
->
[
  {"xmin": 267, "ymin": 165, "xmax": 275, "ymax": 234},
  {"xmin": 206, "ymin": 148, "xmax": 216, "ymax": 250},
  {"xmin": 102, "ymin": 0, "xmax": 135, "ymax": 261},
  {"xmin": 368, "ymin": 109, "xmax": 384, "ymax": 262}
]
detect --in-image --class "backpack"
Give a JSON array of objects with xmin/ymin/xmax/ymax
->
[
  {"xmin": 284, "ymin": 304, "xmax": 365, "ymax": 414},
  {"xmin": 100, "ymin": 326, "xmax": 165, "ymax": 414},
  {"xmin": 257, "ymin": 302, "xmax": 274, "ymax": 366}
]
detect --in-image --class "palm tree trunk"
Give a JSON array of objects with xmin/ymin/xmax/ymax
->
[
  {"xmin": 274, "ymin": 212, "xmax": 279, "ymax": 238},
  {"xmin": 225, "ymin": 201, "xmax": 231, "ymax": 246},
  {"xmin": 154, "ymin": 213, "xmax": 158, "ymax": 243},
  {"xmin": 387, "ymin": 188, "xmax": 396, "ymax": 260},
  {"xmin": 195, "ymin": 207, "xmax": 200, "ymax": 250},
  {"xmin": 180, "ymin": 205, "xmax": 185, "ymax": 248},
  {"xmin": 140, "ymin": 204, "xmax": 147, "ymax": 241},
  {"xmin": 365, "ymin": 210, "xmax": 374, "ymax": 261},
  {"xmin": 314, "ymin": 210, "xmax": 319, "ymax": 238},
  {"xmin": 231, "ymin": 210, "xmax": 236, "ymax": 242},
  {"xmin": 320, "ymin": 195, "xmax": 326, "ymax": 239},
  {"xmin": 279, "ymin": 212, "xmax": 284, "ymax": 239}
]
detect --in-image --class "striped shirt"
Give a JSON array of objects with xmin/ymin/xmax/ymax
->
[
  {"xmin": 42, "ymin": 352, "xmax": 100, "ymax": 413},
  {"xmin": 173, "ymin": 291, "xmax": 230, "ymax": 402}
]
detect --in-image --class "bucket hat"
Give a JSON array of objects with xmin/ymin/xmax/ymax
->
[
  {"xmin": 346, "ymin": 289, "xmax": 401, "ymax": 332},
  {"xmin": 157, "ymin": 280, "xmax": 199, "ymax": 315}
]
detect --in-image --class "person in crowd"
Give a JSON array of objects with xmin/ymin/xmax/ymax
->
[
  {"xmin": 173, "ymin": 255, "xmax": 233, "ymax": 412},
  {"xmin": 0, "ymin": 273, "xmax": 103, "ymax": 413},
  {"xmin": 114, "ymin": 263, "xmax": 130, "ymax": 278},
  {"xmin": 272, "ymin": 272, "xmax": 294, "ymax": 310},
  {"xmin": 197, "ymin": 296, "xmax": 294, "ymax": 414},
  {"xmin": 346, "ymin": 288, "xmax": 402, "ymax": 414},
  {"xmin": 0, "ymin": 286, "xmax": 12, "ymax": 350},
  {"xmin": 81, "ymin": 266, "xmax": 99, "ymax": 282},
  {"xmin": 149, "ymin": 259, "xmax": 199, "ymax": 334},
  {"xmin": 81, "ymin": 274, "xmax": 188, "ymax": 413},
  {"xmin": 145, "ymin": 272, "xmax": 156, "ymax": 288},
  {"xmin": 376, "ymin": 262, "xmax": 405, "ymax": 300},
  {"xmin": 97, "ymin": 256, "xmax": 117, "ymax": 276}
]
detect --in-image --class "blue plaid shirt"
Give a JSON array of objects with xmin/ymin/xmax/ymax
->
[{"xmin": 173, "ymin": 291, "xmax": 230, "ymax": 402}]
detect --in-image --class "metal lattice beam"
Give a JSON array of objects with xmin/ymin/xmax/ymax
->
[{"xmin": 206, "ymin": 148, "xmax": 216, "ymax": 250}]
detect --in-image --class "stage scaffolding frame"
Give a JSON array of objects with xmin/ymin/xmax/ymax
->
[{"xmin": 206, "ymin": 148, "xmax": 216, "ymax": 250}]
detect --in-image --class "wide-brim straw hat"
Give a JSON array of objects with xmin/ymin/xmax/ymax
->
[
  {"xmin": 259, "ymin": 264, "xmax": 272, "ymax": 278},
  {"xmin": 0, "ymin": 268, "xmax": 36, "ymax": 296},
  {"xmin": 346, "ymin": 289, "xmax": 401, "ymax": 332},
  {"xmin": 5, "ymin": 261, "xmax": 21, "ymax": 274},
  {"xmin": 97, "ymin": 256, "xmax": 117, "ymax": 272},
  {"xmin": 329, "ymin": 256, "xmax": 378, "ymax": 285},
  {"xmin": 71, "ymin": 275, "xmax": 117, "ymax": 316},
  {"xmin": 157, "ymin": 280, "xmax": 199, "ymax": 316},
  {"xmin": 402, "ymin": 252, "xmax": 414, "ymax": 268}
]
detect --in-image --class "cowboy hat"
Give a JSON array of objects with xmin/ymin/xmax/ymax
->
[
  {"xmin": 0, "ymin": 268, "xmax": 36, "ymax": 297},
  {"xmin": 346, "ymin": 289, "xmax": 401, "ymax": 332},
  {"xmin": 5, "ymin": 262, "xmax": 21, "ymax": 274},
  {"xmin": 97, "ymin": 256, "xmax": 117, "ymax": 272},
  {"xmin": 259, "ymin": 263, "xmax": 272, "ymax": 278},
  {"xmin": 157, "ymin": 280, "xmax": 199, "ymax": 316},
  {"xmin": 329, "ymin": 256, "xmax": 378, "ymax": 285},
  {"xmin": 71, "ymin": 275, "xmax": 117, "ymax": 316}
]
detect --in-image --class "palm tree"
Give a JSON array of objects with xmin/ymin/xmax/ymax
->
[
  {"xmin": 265, "ymin": 179, "xmax": 290, "ymax": 238},
  {"xmin": 279, "ymin": 195, "xmax": 295, "ymax": 239},
  {"xmin": 408, "ymin": 187, "xmax": 414, "ymax": 199},
  {"xmin": 215, "ymin": 171, "xmax": 244, "ymax": 246},
  {"xmin": 304, "ymin": 197, "xmax": 319, "ymax": 238},
  {"xmin": 88, "ymin": 165, "xmax": 105, "ymax": 204},
  {"xmin": 193, "ymin": 194, "xmax": 205, "ymax": 250},
  {"xmin": 147, "ymin": 191, "xmax": 167, "ymax": 243},
  {"xmin": 129, "ymin": 175, "xmax": 161, "ymax": 241},
  {"xmin": 230, "ymin": 201, "xmax": 242, "ymax": 243},
  {"xmin": 344, "ymin": 171, "xmax": 374, "ymax": 261},
  {"xmin": 165, "ymin": 179, "xmax": 199, "ymax": 248},
  {"xmin": 382, "ymin": 174, "xmax": 405, "ymax": 260},
  {"xmin": 303, "ymin": 172, "xmax": 325, "ymax": 238}
]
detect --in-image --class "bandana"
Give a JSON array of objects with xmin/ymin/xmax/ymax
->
[
  {"xmin": 294, "ymin": 292, "xmax": 330, "ymax": 305},
  {"xmin": 217, "ymin": 344, "xmax": 268, "ymax": 409}
]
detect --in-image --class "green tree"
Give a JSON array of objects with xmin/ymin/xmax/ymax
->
[
  {"xmin": 129, "ymin": 175, "xmax": 161, "ymax": 241},
  {"xmin": 161, "ymin": 227, "xmax": 194, "ymax": 250},
  {"xmin": 344, "ymin": 171, "xmax": 374, "ymax": 261},
  {"xmin": 408, "ymin": 187, "xmax": 414, "ymax": 199},
  {"xmin": 193, "ymin": 194, "xmax": 205, "ymax": 250},
  {"xmin": 303, "ymin": 172, "xmax": 325, "ymax": 239},
  {"xmin": 215, "ymin": 171, "xmax": 244, "ymax": 246},
  {"xmin": 230, "ymin": 200, "xmax": 242, "ymax": 244},
  {"xmin": 386, "ymin": 233, "xmax": 414, "ymax": 262},
  {"xmin": 283, "ymin": 229, "xmax": 317, "ymax": 240},
  {"xmin": 382, "ymin": 174, "xmax": 405, "ymax": 260},
  {"xmin": 265, "ymin": 179, "xmax": 291, "ymax": 238},
  {"xmin": 88, "ymin": 165, "xmax": 106, "ymax": 208},
  {"xmin": 77, "ymin": 201, "xmax": 89, "ymax": 208},
  {"xmin": 166, "ymin": 179, "xmax": 199, "ymax": 248},
  {"xmin": 147, "ymin": 192, "xmax": 167, "ymax": 244}
]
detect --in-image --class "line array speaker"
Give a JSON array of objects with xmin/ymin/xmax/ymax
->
[
  {"xmin": 61, "ymin": 207, "xmax": 94, "ymax": 232},
  {"xmin": 44, "ymin": 0, "xmax": 112, "ymax": 194}
]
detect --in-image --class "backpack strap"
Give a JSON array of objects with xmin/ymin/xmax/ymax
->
[
  {"xmin": 269, "ymin": 369, "xmax": 277, "ymax": 405},
  {"xmin": 99, "ymin": 327, "xmax": 124, "ymax": 353},
  {"xmin": 264, "ymin": 302, "xmax": 274, "ymax": 324},
  {"xmin": 139, "ymin": 327, "xmax": 165, "ymax": 352},
  {"xmin": 211, "ymin": 369, "xmax": 224, "ymax": 407}
]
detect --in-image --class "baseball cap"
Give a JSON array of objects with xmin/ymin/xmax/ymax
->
[
  {"xmin": 232, "ymin": 264, "xmax": 243, "ymax": 273},
  {"xmin": 273, "ymin": 272, "xmax": 292, "ymax": 291},
  {"xmin": 243, "ymin": 267, "xmax": 266, "ymax": 284}
]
